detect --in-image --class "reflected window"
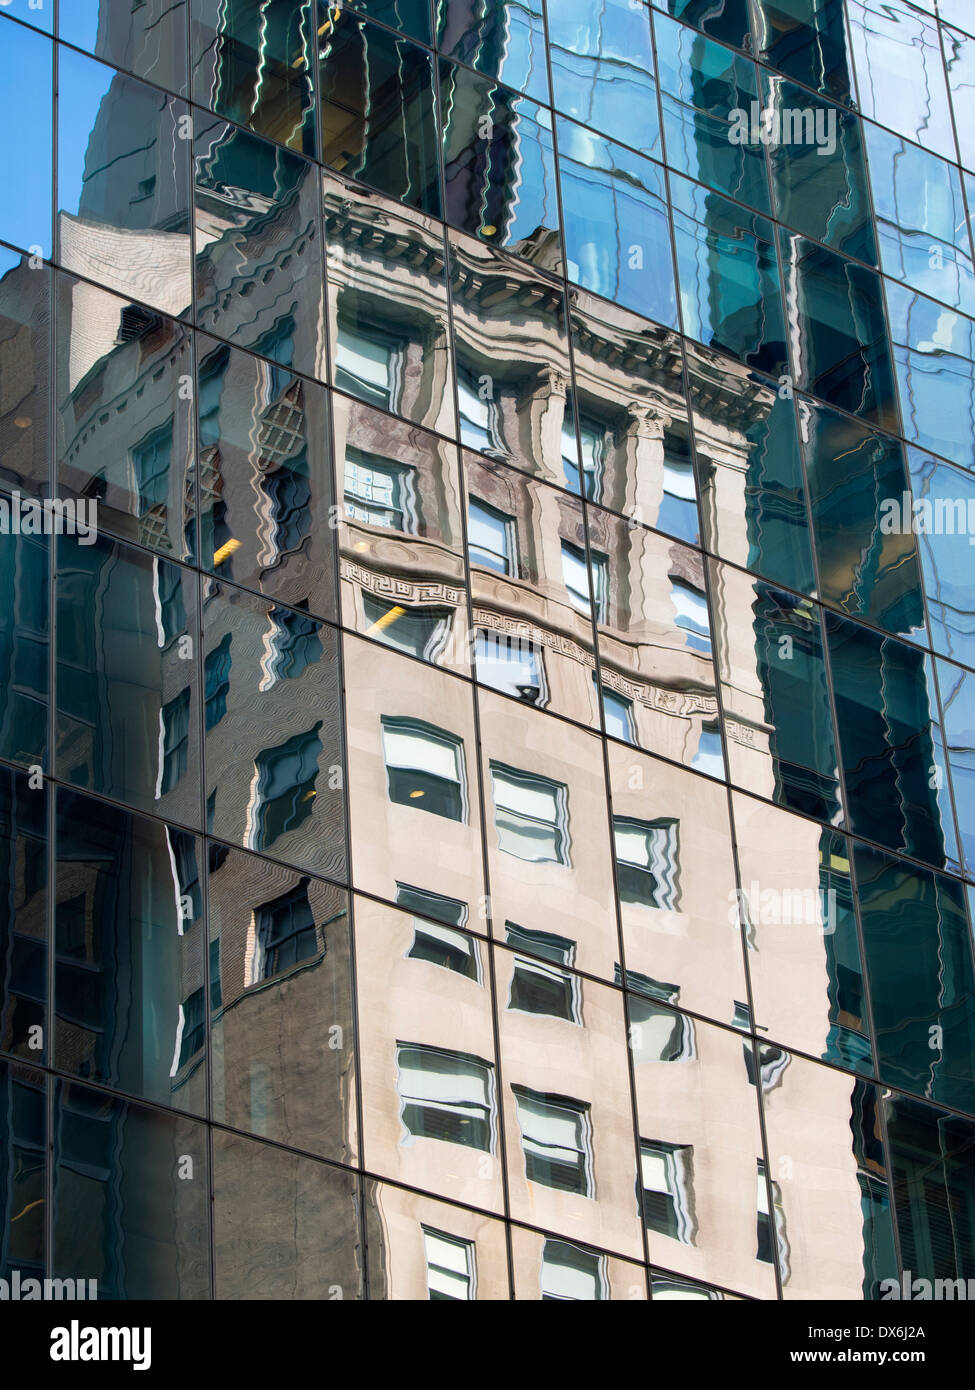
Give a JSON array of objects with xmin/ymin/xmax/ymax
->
[
  {"xmin": 382, "ymin": 718, "xmax": 467, "ymax": 821},
  {"xmin": 490, "ymin": 763, "xmax": 569, "ymax": 864},
  {"xmin": 408, "ymin": 921, "xmax": 480, "ymax": 981},
  {"xmin": 562, "ymin": 417, "xmax": 605, "ymax": 501},
  {"xmin": 344, "ymin": 451, "xmax": 416, "ymax": 532},
  {"xmin": 396, "ymin": 882, "xmax": 468, "ymax": 928},
  {"xmin": 131, "ymin": 421, "xmax": 172, "ymax": 517},
  {"xmin": 335, "ymin": 321, "xmax": 401, "ymax": 410},
  {"xmin": 247, "ymin": 722, "xmax": 322, "ymax": 851},
  {"xmin": 468, "ymin": 498, "xmax": 515, "ymax": 575},
  {"xmin": 204, "ymin": 633, "xmax": 232, "ymax": 730},
  {"xmin": 396, "ymin": 1043, "xmax": 495, "ymax": 1151},
  {"xmin": 176, "ymin": 988, "xmax": 205, "ymax": 1069},
  {"xmin": 508, "ymin": 951, "xmax": 579, "ymax": 1023},
  {"xmin": 261, "ymin": 606, "xmax": 322, "ymax": 687},
  {"xmin": 601, "ymin": 685, "xmax": 635, "ymax": 743},
  {"xmin": 640, "ymin": 1139, "xmax": 695, "ymax": 1242},
  {"xmin": 364, "ymin": 595, "xmax": 452, "ymax": 662},
  {"xmin": 692, "ymin": 724, "xmax": 725, "ymax": 779},
  {"xmin": 160, "ymin": 688, "xmax": 191, "ymax": 795},
  {"xmin": 757, "ymin": 1158, "xmax": 787, "ymax": 1265},
  {"xmin": 265, "ymin": 464, "xmax": 311, "ymax": 556},
  {"xmin": 614, "ymin": 817, "xmax": 680, "ymax": 909},
  {"xmin": 541, "ymin": 1240, "xmax": 606, "ymax": 1301},
  {"xmin": 513, "ymin": 1088, "xmax": 593, "ymax": 1196},
  {"xmin": 561, "ymin": 541, "xmax": 607, "ymax": 621},
  {"xmin": 475, "ymin": 630, "xmax": 546, "ymax": 704},
  {"xmin": 255, "ymin": 879, "xmax": 318, "ymax": 980},
  {"xmin": 670, "ymin": 578, "xmax": 711, "ymax": 653},
  {"xmin": 506, "ymin": 923, "xmax": 576, "ymax": 966},
  {"xmin": 458, "ymin": 370, "xmax": 505, "ymax": 456},
  {"xmin": 423, "ymin": 1228, "xmax": 476, "ymax": 1300},
  {"xmin": 628, "ymin": 976, "xmax": 695, "ymax": 1064}
]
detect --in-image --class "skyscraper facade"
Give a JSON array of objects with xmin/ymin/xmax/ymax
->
[{"xmin": 0, "ymin": 0, "xmax": 973, "ymax": 1301}]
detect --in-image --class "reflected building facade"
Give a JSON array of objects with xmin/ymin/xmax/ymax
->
[{"xmin": 1, "ymin": 0, "xmax": 975, "ymax": 1302}]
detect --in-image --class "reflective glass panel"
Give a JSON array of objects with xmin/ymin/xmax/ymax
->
[
  {"xmin": 63, "ymin": 0, "xmax": 188, "ymax": 95},
  {"xmin": 54, "ymin": 788, "xmax": 205, "ymax": 1114}
]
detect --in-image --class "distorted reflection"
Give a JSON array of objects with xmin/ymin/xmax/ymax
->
[
  {"xmin": 54, "ymin": 788, "xmax": 204, "ymax": 1114},
  {"xmin": 593, "ymin": 514, "xmax": 722, "ymax": 774},
  {"xmin": 686, "ymin": 344, "xmax": 815, "ymax": 596},
  {"xmin": 195, "ymin": 114, "xmax": 326, "ymax": 378},
  {"xmin": 732, "ymin": 792, "xmax": 872, "ymax": 1072},
  {"xmin": 57, "ymin": 274, "xmax": 194, "ymax": 561},
  {"xmin": 57, "ymin": 47, "xmax": 191, "ymax": 314},
  {"xmin": 208, "ymin": 846, "xmax": 355, "ymax": 1161},
  {"xmin": 335, "ymin": 399, "xmax": 467, "ymax": 673},
  {"xmin": 465, "ymin": 454, "xmax": 599, "ymax": 726},
  {"xmin": 354, "ymin": 895, "xmax": 501, "ymax": 1213},
  {"xmin": 203, "ymin": 581, "xmax": 346, "ymax": 879},
  {"xmin": 196, "ymin": 334, "xmax": 336, "ymax": 618},
  {"xmin": 0, "ymin": 770, "xmax": 47, "ymax": 1061},
  {"xmin": 325, "ymin": 174, "xmax": 455, "ymax": 437}
]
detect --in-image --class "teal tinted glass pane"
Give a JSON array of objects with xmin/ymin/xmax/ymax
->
[
  {"xmin": 440, "ymin": 60, "xmax": 559, "ymax": 266},
  {"xmin": 194, "ymin": 115, "xmax": 326, "ymax": 378},
  {"xmin": 671, "ymin": 174, "xmax": 786, "ymax": 376},
  {"xmin": 847, "ymin": 0, "xmax": 955, "ymax": 162},
  {"xmin": 0, "ymin": 1060, "xmax": 46, "ymax": 1281},
  {"xmin": 0, "ymin": 1, "xmax": 51, "ymax": 31},
  {"xmin": 716, "ymin": 570, "xmax": 841, "ymax": 822},
  {"xmin": 437, "ymin": 0, "xmax": 548, "ymax": 103},
  {"xmin": 936, "ymin": 659, "xmax": 975, "ymax": 879},
  {"xmin": 655, "ymin": 13, "xmax": 770, "ymax": 215},
  {"xmin": 866, "ymin": 123, "xmax": 975, "ymax": 317},
  {"xmin": 57, "ymin": 47, "xmax": 192, "ymax": 315},
  {"xmin": 761, "ymin": 74, "xmax": 875, "ymax": 264},
  {"xmin": 191, "ymin": 0, "xmax": 315, "ymax": 154},
  {"xmin": 558, "ymin": 118, "xmax": 676, "ymax": 327},
  {"xmin": 942, "ymin": 23, "xmax": 975, "ymax": 173},
  {"xmin": 779, "ymin": 233, "xmax": 898, "ymax": 432},
  {"xmin": 0, "ymin": 769, "xmax": 47, "ymax": 1062},
  {"xmin": 686, "ymin": 346, "xmax": 816, "ymax": 595},
  {"xmin": 886, "ymin": 279, "xmax": 975, "ymax": 472},
  {"xmin": 0, "ymin": 525, "xmax": 48, "ymax": 769},
  {"xmin": 827, "ymin": 613, "xmax": 957, "ymax": 869},
  {"xmin": 857, "ymin": 846, "xmax": 975, "ymax": 1112},
  {"xmin": 909, "ymin": 449, "xmax": 975, "ymax": 668},
  {"xmin": 886, "ymin": 1094, "xmax": 975, "ymax": 1287},
  {"xmin": 651, "ymin": 0, "xmax": 752, "ymax": 52},
  {"xmin": 549, "ymin": 0, "xmax": 660, "ymax": 158},
  {"xmin": 799, "ymin": 398, "xmax": 926, "ymax": 638},
  {"xmin": 750, "ymin": 0, "xmax": 854, "ymax": 105},
  {"xmin": 55, "ymin": 788, "xmax": 205, "ymax": 1113},
  {"xmin": 62, "ymin": 0, "xmax": 188, "ymax": 95},
  {"xmin": 55, "ymin": 535, "xmax": 201, "ymax": 829},
  {"xmin": 53, "ymin": 1079, "xmax": 209, "ymax": 1298},
  {"xmin": 203, "ymin": 583, "xmax": 346, "ymax": 880},
  {"xmin": 0, "ymin": 249, "xmax": 50, "ymax": 501},
  {"xmin": 0, "ymin": 24, "xmax": 52, "ymax": 258},
  {"xmin": 320, "ymin": 16, "xmax": 440, "ymax": 216},
  {"xmin": 56, "ymin": 273, "xmax": 196, "ymax": 563},
  {"xmin": 346, "ymin": 0, "xmax": 432, "ymax": 43}
]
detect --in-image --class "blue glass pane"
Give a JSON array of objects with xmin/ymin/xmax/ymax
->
[
  {"xmin": 437, "ymin": 0, "xmax": 548, "ymax": 102},
  {"xmin": 549, "ymin": 0, "xmax": 660, "ymax": 158},
  {"xmin": 558, "ymin": 118, "xmax": 676, "ymax": 327},
  {"xmin": 0, "ymin": 24, "xmax": 52, "ymax": 257},
  {"xmin": 655, "ymin": 12, "xmax": 769, "ymax": 215},
  {"xmin": 886, "ymin": 279, "xmax": 975, "ymax": 472}
]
